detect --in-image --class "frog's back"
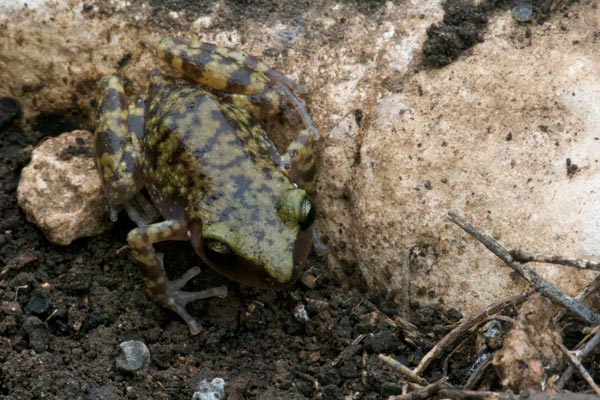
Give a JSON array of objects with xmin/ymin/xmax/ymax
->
[{"xmin": 142, "ymin": 71, "xmax": 288, "ymax": 222}]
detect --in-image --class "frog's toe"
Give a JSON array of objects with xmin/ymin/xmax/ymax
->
[
  {"xmin": 169, "ymin": 266, "xmax": 202, "ymax": 290},
  {"xmin": 278, "ymin": 84, "xmax": 319, "ymax": 139},
  {"xmin": 164, "ymin": 273, "xmax": 228, "ymax": 335}
]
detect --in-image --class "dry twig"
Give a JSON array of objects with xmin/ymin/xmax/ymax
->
[
  {"xmin": 387, "ymin": 377, "xmax": 447, "ymax": 400},
  {"xmin": 557, "ymin": 327, "xmax": 600, "ymax": 389},
  {"xmin": 330, "ymin": 333, "xmax": 367, "ymax": 367},
  {"xmin": 436, "ymin": 389, "xmax": 600, "ymax": 400},
  {"xmin": 554, "ymin": 274, "xmax": 600, "ymax": 324},
  {"xmin": 412, "ymin": 292, "xmax": 530, "ymax": 376},
  {"xmin": 463, "ymin": 354, "xmax": 493, "ymax": 390},
  {"xmin": 556, "ymin": 340, "xmax": 600, "ymax": 395},
  {"xmin": 358, "ymin": 295, "xmax": 423, "ymax": 346},
  {"xmin": 378, "ymin": 354, "xmax": 428, "ymax": 386},
  {"xmin": 510, "ymin": 249, "xmax": 600, "ymax": 272},
  {"xmin": 448, "ymin": 211, "xmax": 600, "ymax": 326},
  {"xmin": 400, "ymin": 248, "xmax": 411, "ymax": 319}
]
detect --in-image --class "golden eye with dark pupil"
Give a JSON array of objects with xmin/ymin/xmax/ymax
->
[
  {"xmin": 204, "ymin": 239, "xmax": 232, "ymax": 255},
  {"xmin": 298, "ymin": 197, "xmax": 316, "ymax": 230}
]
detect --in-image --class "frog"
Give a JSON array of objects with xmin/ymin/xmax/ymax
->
[{"xmin": 94, "ymin": 36, "xmax": 319, "ymax": 335}]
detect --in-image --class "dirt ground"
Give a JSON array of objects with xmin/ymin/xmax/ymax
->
[
  {"xmin": 1, "ymin": 0, "xmax": 600, "ymax": 399},
  {"xmin": 0, "ymin": 120, "xmax": 464, "ymax": 399}
]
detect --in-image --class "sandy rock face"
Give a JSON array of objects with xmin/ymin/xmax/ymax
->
[
  {"xmin": 17, "ymin": 130, "xmax": 111, "ymax": 245},
  {"xmin": 493, "ymin": 296, "xmax": 564, "ymax": 391},
  {"xmin": 320, "ymin": 5, "xmax": 600, "ymax": 313},
  {"xmin": 3, "ymin": 0, "xmax": 599, "ymax": 315}
]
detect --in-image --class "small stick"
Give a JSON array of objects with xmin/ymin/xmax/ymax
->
[
  {"xmin": 510, "ymin": 248, "xmax": 600, "ymax": 272},
  {"xmin": 464, "ymin": 353, "xmax": 493, "ymax": 390},
  {"xmin": 556, "ymin": 340, "xmax": 600, "ymax": 395},
  {"xmin": 556, "ymin": 328, "xmax": 600, "ymax": 389},
  {"xmin": 400, "ymin": 248, "xmax": 411, "ymax": 319},
  {"xmin": 554, "ymin": 274, "xmax": 600, "ymax": 324},
  {"xmin": 436, "ymin": 389, "xmax": 600, "ymax": 400},
  {"xmin": 387, "ymin": 377, "xmax": 447, "ymax": 400},
  {"xmin": 358, "ymin": 295, "xmax": 423, "ymax": 346},
  {"xmin": 442, "ymin": 338, "xmax": 468, "ymax": 377},
  {"xmin": 330, "ymin": 334, "xmax": 367, "ymax": 367},
  {"xmin": 448, "ymin": 212, "xmax": 600, "ymax": 326},
  {"xmin": 413, "ymin": 292, "xmax": 530, "ymax": 376},
  {"xmin": 378, "ymin": 354, "xmax": 429, "ymax": 386}
]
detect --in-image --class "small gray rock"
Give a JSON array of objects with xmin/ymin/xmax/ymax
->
[
  {"xmin": 115, "ymin": 340, "xmax": 150, "ymax": 376},
  {"xmin": 192, "ymin": 378, "xmax": 225, "ymax": 400},
  {"xmin": 512, "ymin": 1, "xmax": 533, "ymax": 22}
]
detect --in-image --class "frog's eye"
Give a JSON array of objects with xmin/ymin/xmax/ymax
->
[
  {"xmin": 298, "ymin": 196, "xmax": 316, "ymax": 230},
  {"xmin": 204, "ymin": 239, "xmax": 233, "ymax": 256},
  {"xmin": 277, "ymin": 189, "xmax": 317, "ymax": 230}
]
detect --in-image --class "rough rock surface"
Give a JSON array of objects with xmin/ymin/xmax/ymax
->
[
  {"xmin": 2, "ymin": 0, "xmax": 599, "ymax": 314},
  {"xmin": 493, "ymin": 295, "xmax": 564, "ymax": 391},
  {"xmin": 17, "ymin": 130, "xmax": 111, "ymax": 245}
]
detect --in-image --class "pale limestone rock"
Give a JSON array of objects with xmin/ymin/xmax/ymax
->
[
  {"xmin": 3, "ymin": 0, "xmax": 599, "ymax": 316},
  {"xmin": 17, "ymin": 130, "xmax": 111, "ymax": 245},
  {"xmin": 493, "ymin": 296, "xmax": 564, "ymax": 391}
]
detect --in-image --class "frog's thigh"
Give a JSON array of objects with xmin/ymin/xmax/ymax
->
[
  {"xmin": 95, "ymin": 76, "xmax": 144, "ymax": 213},
  {"xmin": 127, "ymin": 219, "xmax": 187, "ymax": 301},
  {"xmin": 228, "ymin": 90, "xmax": 283, "ymax": 121},
  {"xmin": 280, "ymin": 129, "xmax": 316, "ymax": 193},
  {"xmin": 157, "ymin": 36, "xmax": 270, "ymax": 95}
]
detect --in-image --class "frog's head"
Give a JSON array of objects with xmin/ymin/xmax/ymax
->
[{"xmin": 189, "ymin": 188, "xmax": 315, "ymax": 289}]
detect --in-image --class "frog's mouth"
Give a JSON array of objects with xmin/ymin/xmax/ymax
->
[{"xmin": 188, "ymin": 219, "xmax": 309, "ymax": 289}]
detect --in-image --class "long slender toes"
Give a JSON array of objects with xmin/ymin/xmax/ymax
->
[
  {"xmin": 172, "ymin": 286, "xmax": 228, "ymax": 305},
  {"xmin": 169, "ymin": 302, "xmax": 202, "ymax": 335},
  {"xmin": 267, "ymin": 68, "xmax": 308, "ymax": 94},
  {"xmin": 169, "ymin": 267, "xmax": 202, "ymax": 291},
  {"xmin": 278, "ymin": 84, "xmax": 320, "ymax": 139}
]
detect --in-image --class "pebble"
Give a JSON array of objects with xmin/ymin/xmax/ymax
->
[
  {"xmin": 24, "ymin": 292, "xmax": 51, "ymax": 317},
  {"xmin": 512, "ymin": 1, "xmax": 533, "ymax": 22},
  {"xmin": 293, "ymin": 304, "xmax": 309, "ymax": 322},
  {"xmin": 115, "ymin": 340, "xmax": 150, "ymax": 376},
  {"xmin": 192, "ymin": 378, "xmax": 225, "ymax": 400}
]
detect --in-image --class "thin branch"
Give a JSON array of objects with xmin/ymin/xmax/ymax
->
[
  {"xmin": 387, "ymin": 377, "xmax": 447, "ymax": 400},
  {"xmin": 358, "ymin": 295, "xmax": 423, "ymax": 346},
  {"xmin": 378, "ymin": 354, "xmax": 429, "ymax": 386},
  {"xmin": 400, "ymin": 248, "xmax": 412, "ymax": 319},
  {"xmin": 436, "ymin": 389, "xmax": 600, "ymax": 400},
  {"xmin": 554, "ymin": 274, "xmax": 600, "ymax": 324},
  {"xmin": 413, "ymin": 292, "xmax": 530, "ymax": 376},
  {"xmin": 556, "ymin": 340, "xmax": 600, "ymax": 395},
  {"xmin": 509, "ymin": 248, "xmax": 600, "ymax": 272},
  {"xmin": 448, "ymin": 211, "xmax": 600, "ymax": 326},
  {"xmin": 464, "ymin": 353, "xmax": 493, "ymax": 390},
  {"xmin": 556, "ymin": 327, "xmax": 600, "ymax": 389},
  {"xmin": 330, "ymin": 334, "xmax": 366, "ymax": 367}
]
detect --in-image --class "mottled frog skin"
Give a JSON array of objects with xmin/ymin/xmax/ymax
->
[{"xmin": 94, "ymin": 37, "xmax": 318, "ymax": 334}]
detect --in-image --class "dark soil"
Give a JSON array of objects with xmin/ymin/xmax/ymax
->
[
  {"xmin": 421, "ymin": 0, "xmax": 569, "ymax": 67},
  {"xmin": 0, "ymin": 118, "xmax": 461, "ymax": 399},
  {"xmin": 2, "ymin": 1, "xmax": 598, "ymax": 399}
]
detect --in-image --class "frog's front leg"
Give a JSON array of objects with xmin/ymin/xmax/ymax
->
[
  {"xmin": 279, "ymin": 129, "xmax": 317, "ymax": 194},
  {"xmin": 94, "ymin": 76, "xmax": 145, "ymax": 221},
  {"xmin": 127, "ymin": 219, "xmax": 227, "ymax": 335},
  {"xmin": 157, "ymin": 36, "xmax": 319, "ymax": 138}
]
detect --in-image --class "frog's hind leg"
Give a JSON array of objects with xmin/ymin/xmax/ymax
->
[
  {"xmin": 95, "ymin": 76, "xmax": 145, "ymax": 221},
  {"xmin": 127, "ymin": 219, "xmax": 228, "ymax": 335},
  {"xmin": 157, "ymin": 36, "xmax": 319, "ymax": 138}
]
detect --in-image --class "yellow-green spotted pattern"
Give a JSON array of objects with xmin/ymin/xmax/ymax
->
[
  {"xmin": 94, "ymin": 36, "xmax": 318, "ymax": 334},
  {"xmin": 94, "ymin": 76, "xmax": 143, "ymax": 207},
  {"xmin": 158, "ymin": 36, "xmax": 271, "ymax": 95},
  {"xmin": 142, "ymin": 72, "xmax": 301, "ymax": 285}
]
